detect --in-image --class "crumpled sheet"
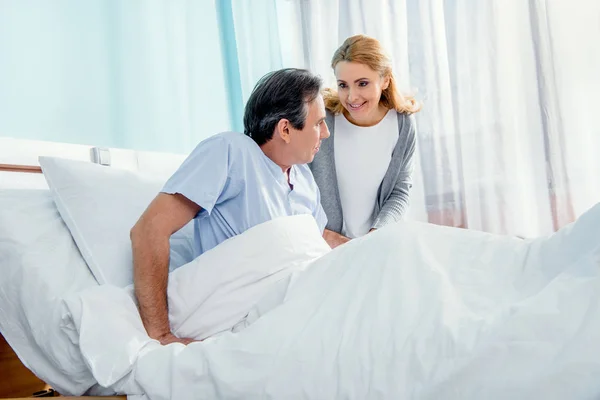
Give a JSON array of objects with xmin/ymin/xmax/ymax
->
[{"xmin": 64, "ymin": 204, "xmax": 600, "ymax": 399}]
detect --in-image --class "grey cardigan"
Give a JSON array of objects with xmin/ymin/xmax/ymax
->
[{"xmin": 309, "ymin": 110, "xmax": 417, "ymax": 234}]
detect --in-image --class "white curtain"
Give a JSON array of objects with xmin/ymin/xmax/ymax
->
[
  {"xmin": 3, "ymin": 0, "xmax": 599, "ymax": 236},
  {"xmin": 231, "ymin": 0, "xmax": 600, "ymax": 236}
]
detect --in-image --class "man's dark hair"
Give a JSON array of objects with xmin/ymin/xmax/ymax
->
[{"xmin": 243, "ymin": 68, "xmax": 322, "ymax": 146}]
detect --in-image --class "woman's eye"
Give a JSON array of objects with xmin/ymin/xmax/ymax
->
[
  {"xmin": 338, "ymin": 83, "xmax": 347, "ymax": 89},
  {"xmin": 359, "ymin": 81, "xmax": 369, "ymax": 87}
]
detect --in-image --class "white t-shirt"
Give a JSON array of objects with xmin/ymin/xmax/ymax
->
[{"xmin": 334, "ymin": 110, "xmax": 399, "ymax": 238}]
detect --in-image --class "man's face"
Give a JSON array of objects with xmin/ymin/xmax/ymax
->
[{"xmin": 288, "ymin": 95, "xmax": 330, "ymax": 164}]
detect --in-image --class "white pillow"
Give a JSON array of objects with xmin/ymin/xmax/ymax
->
[
  {"xmin": 0, "ymin": 189, "xmax": 98, "ymax": 395},
  {"xmin": 38, "ymin": 156, "xmax": 194, "ymax": 287},
  {"xmin": 167, "ymin": 214, "xmax": 331, "ymax": 340}
]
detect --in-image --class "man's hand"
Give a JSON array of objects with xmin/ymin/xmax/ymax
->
[
  {"xmin": 156, "ymin": 332, "xmax": 197, "ymax": 346},
  {"xmin": 323, "ymin": 228, "xmax": 350, "ymax": 249}
]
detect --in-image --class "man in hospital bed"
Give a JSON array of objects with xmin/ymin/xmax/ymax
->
[{"xmin": 130, "ymin": 68, "xmax": 332, "ymax": 346}]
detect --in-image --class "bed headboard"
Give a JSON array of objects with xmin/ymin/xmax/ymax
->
[{"xmin": 0, "ymin": 137, "xmax": 188, "ymax": 189}]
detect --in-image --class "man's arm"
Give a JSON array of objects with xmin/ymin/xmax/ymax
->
[
  {"xmin": 323, "ymin": 228, "xmax": 350, "ymax": 249},
  {"xmin": 130, "ymin": 193, "xmax": 201, "ymax": 345}
]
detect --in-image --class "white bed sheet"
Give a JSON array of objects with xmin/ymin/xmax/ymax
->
[
  {"xmin": 0, "ymin": 189, "xmax": 99, "ymax": 395},
  {"xmin": 61, "ymin": 214, "xmax": 330, "ymax": 394},
  {"xmin": 63, "ymin": 203, "xmax": 600, "ymax": 399}
]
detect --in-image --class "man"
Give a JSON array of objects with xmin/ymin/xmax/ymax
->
[{"xmin": 130, "ymin": 68, "xmax": 333, "ymax": 345}]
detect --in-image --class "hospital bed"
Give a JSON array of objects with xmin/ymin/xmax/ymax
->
[
  {"xmin": 3, "ymin": 137, "xmax": 600, "ymax": 400},
  {"xmin": 0, "ymin": 137, "xmax": 187, "ymax": 398}
]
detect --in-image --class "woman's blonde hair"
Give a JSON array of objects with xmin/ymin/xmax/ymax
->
[{"xmin": 323, "ymin": 34, "xmax": 421, "ymax": 115}]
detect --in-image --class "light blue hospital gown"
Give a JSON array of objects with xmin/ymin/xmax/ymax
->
[{"xmin": 162, "ymin": 131, "xmax": 328, "ymax": 258}]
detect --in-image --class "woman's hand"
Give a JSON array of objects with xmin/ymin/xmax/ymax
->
[{"xmin": 323, "ymin": 229, "xmax": 351, "ymax": 248}]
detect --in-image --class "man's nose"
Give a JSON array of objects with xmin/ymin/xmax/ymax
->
[{"xmin": 321, "ymin": 122, "xmax": 330, "ymax": 139}]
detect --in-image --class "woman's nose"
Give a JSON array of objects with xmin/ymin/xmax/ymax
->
[{"xmin": 347, "ymin": 88, "xmax": 359, "ymax": 103}]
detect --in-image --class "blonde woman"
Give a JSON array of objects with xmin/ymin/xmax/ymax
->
[{"xmin": 310, "ymin": 35, "xmax": 421, "ymax": 248}]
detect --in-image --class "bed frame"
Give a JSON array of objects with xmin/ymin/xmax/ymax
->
[
  {"xmin": 0, "ymin": 163, "xmax": 42, "ymax": 174},
  {"xmin": 0, "ymin": 137, "xmax": 188, "ymax": 399},
  {"xmin": 3, "ymin": 395, "xmax": 124, "ymax": 399},
  {"xmin": 1, "ymin": 331, "xmax": 125, "ymax": 399}
]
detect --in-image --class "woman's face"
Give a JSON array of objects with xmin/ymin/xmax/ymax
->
[{"xmin": 334, "ymin": 61, "xmax": 389, "ymax": 125}]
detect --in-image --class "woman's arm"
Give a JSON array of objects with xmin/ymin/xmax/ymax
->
[
  {"xmin": 371, "ymin": 115, "xmax": 417, "ymax": 230},
  {"xmin": 371, "ymin": 182, "xmax": 412, "ymax": 229}
]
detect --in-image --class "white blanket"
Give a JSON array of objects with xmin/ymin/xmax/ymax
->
[{"xmin": 63, "ymin": 205, "xmax": 600, "ymax": 399}]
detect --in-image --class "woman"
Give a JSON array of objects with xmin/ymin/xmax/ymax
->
[{"xmin": 310, "ymin": 34, "xmax": 421, "ymax": 248}]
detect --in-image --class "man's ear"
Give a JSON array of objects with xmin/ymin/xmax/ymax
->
[{"xmin": 276, "ymin": 119, "xmax": 292, "ymax": 144}]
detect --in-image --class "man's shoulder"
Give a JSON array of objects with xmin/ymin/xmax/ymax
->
[
  {"xmin": 199, "ymin": 131, "xmax": 255, "ymax": 147},
  {"xmin": 191, "ymin": 132, "xmax": 259, "ymax": 156}
]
